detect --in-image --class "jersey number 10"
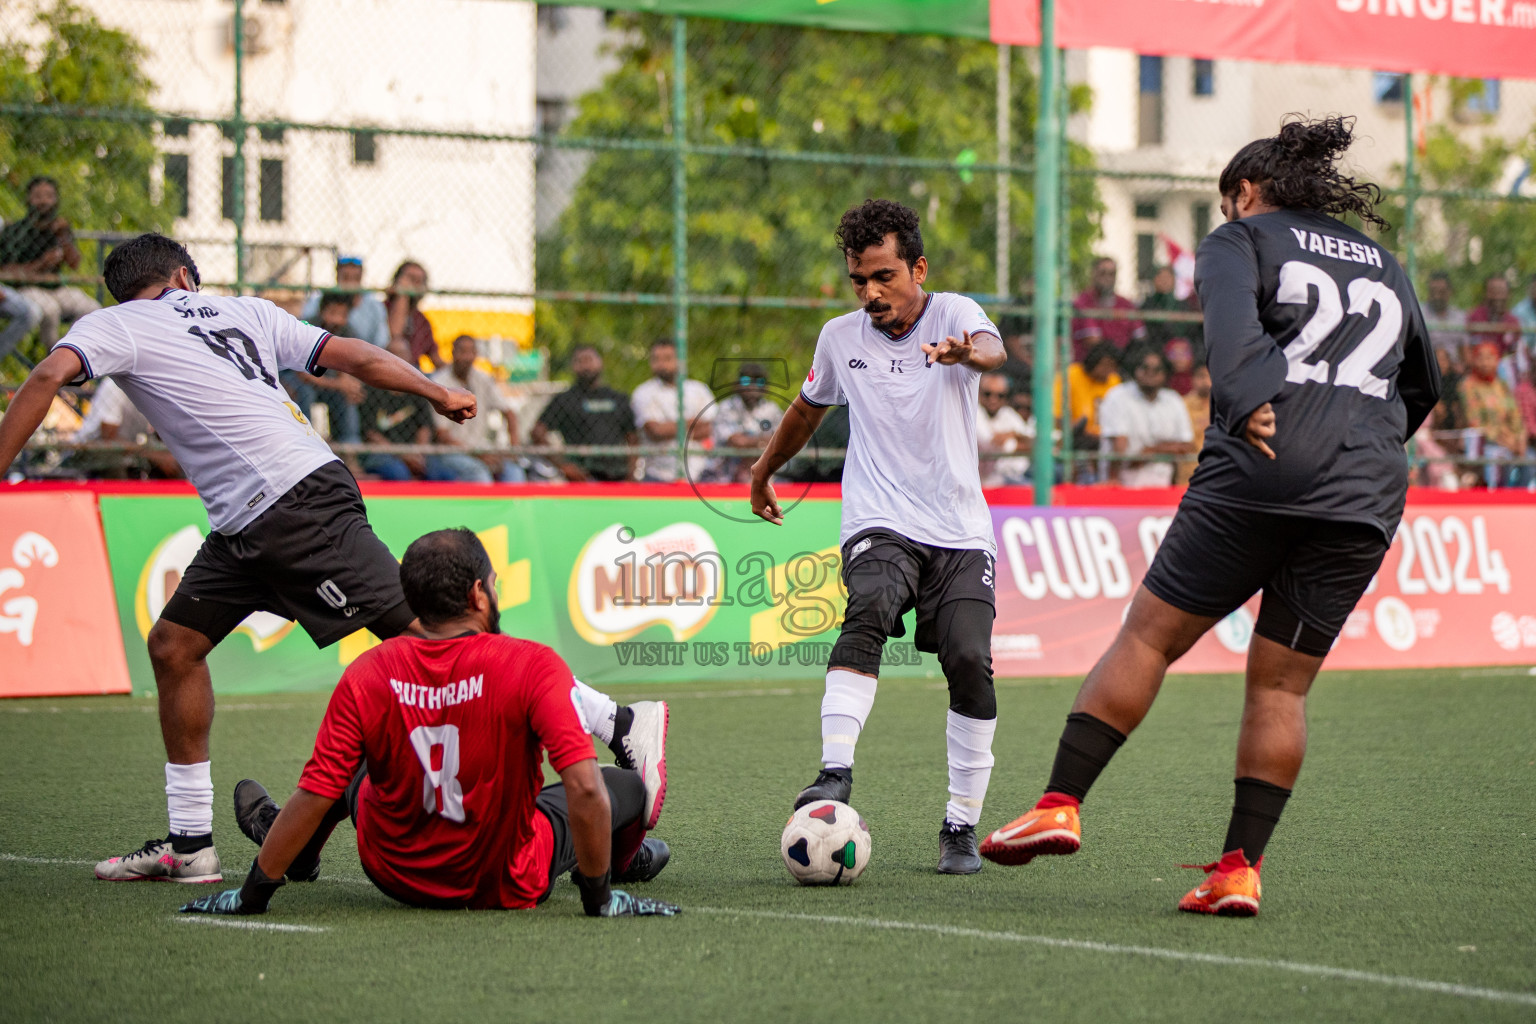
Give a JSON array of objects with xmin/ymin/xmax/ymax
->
[
  {"xmin": 187, "ymin": 325, "xmax": 278, "ymax": 389},
  {"xmin": 1276, "ymin": 260, "xmax": 1401, "ymax": 400}
]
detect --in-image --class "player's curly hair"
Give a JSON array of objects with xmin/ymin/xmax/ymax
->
[
  {"xmin": 1218, "ymin": 115, "xmax": 1387, "ymax": 230},
  {"xmin": 835, "ymin": 199, "xmax": 924, "ymax": 268}
]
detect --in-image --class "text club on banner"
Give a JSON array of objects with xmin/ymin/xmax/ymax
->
[
  {"xmin": 91, "ymin": 493, "xmax": 1536, "ymax": 696},
  {"xmin": 990, "ymin": 505, "xmax": 1536, "ymax": 674},
  {"xmin": 0, "ymin": 492, "xmax": 131, "ymax": 697}
]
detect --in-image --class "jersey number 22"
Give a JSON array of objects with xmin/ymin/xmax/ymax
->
[{"xmin": 1276, "ymin": 260, "xmax": 1400, "ymax": 400}]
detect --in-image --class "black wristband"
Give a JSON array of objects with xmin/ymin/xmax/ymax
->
[
  {"xmin": 237, "ymin": 858, "xmax": 287, "ymax": 913},
  {"xmin": 571, "ymin": 868, "xmax": 612, "ymax": 917}
]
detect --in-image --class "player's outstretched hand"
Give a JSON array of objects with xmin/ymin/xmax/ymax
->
[
  {"xmin": 922, "ymin": 330, "xmax": 973, "ymax": 366},
  {"xmin": 180, "ymin": 888, "xmax": 259, "ymax": 915},
  {"xmin": 599, "ymin": 890, "xmax": 681, "ymax": 917},
  {"xmin": 1244, "ymin": 402, "xmax": 1277, "ymax": 460},
  {"xmin": 750, "ymin": 474, "xmax": 784, "ymax": 525},
  {"xmin": 433, "ymin": 386, "xmax": 478, "ymax": 424}
]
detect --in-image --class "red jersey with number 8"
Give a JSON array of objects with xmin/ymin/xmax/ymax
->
[{"xmin": 298, "ymin": 633, "xmax": 594, "ymax": 909}]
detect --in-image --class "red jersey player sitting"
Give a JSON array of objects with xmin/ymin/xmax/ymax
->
[{"xmin": 180, "ymin": 528, "xmax": 679, "ymax": 919}]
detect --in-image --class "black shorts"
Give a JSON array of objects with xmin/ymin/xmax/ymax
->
[
  {"xmin": 840, "ymin": 528, "xmax": 996, "ymax": 654},
  {"xmin": 1142, "ymin": 497, "xmax": 1390, "ymax": 657},
  {"xmin": 534, "ymin": 766, "xmax": 646, "ymax": 901},
  {"xmin": 159, "ymin": 461, "xmax": 414, "ymax": 648}
]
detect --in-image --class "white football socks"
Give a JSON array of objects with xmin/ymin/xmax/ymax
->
[
  {"xmin": 820, "ymin": 669, "xmax": 879, "ymax": 769},
  {"xmin": 572, "ymin": 679, "xmax": 618, "ymax": 744},
  {"xmin": 944, "ymin": 710, "xmax": 996, "ymax": 827},
  {"xmin": 165, "ymin": 761, "xmax": 213, "ymax": 837}
]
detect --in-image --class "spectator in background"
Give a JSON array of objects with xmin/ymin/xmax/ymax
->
[
  {"xmin": 1412, "ymin": 401, "xmax": 1461, "ymax": 491},
  {"xmin": 431, "ymin": 334, "xmax": 523, "ymax": 483},
  {"xmin": 532, "ymin": 344, "xmax": 637, "ymax": 482},
  {"xmin": 359, "ymin": 340, "xmax": 438, "ymax": 481},
  {"xmin": 1096, "ymin": 348, "xmax": 1194, "ymax": 488},
  {"xmin": 998, "ymin": 327, "xmax": 1034, "ymax": 396},
  {"xmin": 632, "ymin": 338, "xmax": 713, "ymax": 482},
  {"xmin": 1511, "ymin": 272, "xmax": 1536, "ymax": 383},
  {"xmin": 1434, "ymin": 346, "xmax": 1465, "ymax": 435},
  {"xmin": 1060, "ymin": 341, "xmax": 1122, "ymax": 465},
  {"xmin": 0, "ymin": 284, "xmax": 39, "ymax": 362},
  {"xmin": 65, "ymin": 377, "xmax": 180, "ymax": 479},
  {"xmin": 782, "ymin": 403, "xmax": 851, "ymax": 484},
  {"xmin": 302, "ymin": 255, "xmax": 389, "ymax": 348},
  {"xmin": 976, "ymin": 370, "xmax": 1032, "ymax": 487},
  {"xmin": 1071, "ymin": 256, "xmax": 1145, "ymax": 362},
  {"xmin": 1424, "ymin": 271, "xmax": 1468, "ymax": 370},
  {"xmin": 1175, "ymin": 362, "xmax": 1212, "ymax": 485},
  {"xmin": 0, "ymin": 177, "xmax": 99, "ymax": 348},
  {"xmin": 282, "ymin": 292, "xmax": 364, "ymax": 443},
  {"xmin": 1457, "ymin": 340, "xmax": 1527, "ymax": 488},
  {"xmin": 387, "ymin": 260, "xmax": 442, "ymax": 370},
  {"xmin": 1517, "ymin": 360, "xmax": 1536, "ymax": 444},
  {"xmin": 1140, "ymin": 265, "xmax": 1199, "ymax": 353},
  {"xmin": 1467, "ymin": 275, "xmax": 1524, "ymax": 389},
  {"xmin": 1164, "ymin": 337, "xmax": 1196, "ymax": 395},
  {"xmin": 710, "ymin": 363, "xmax": 783, "ymax": 483}
]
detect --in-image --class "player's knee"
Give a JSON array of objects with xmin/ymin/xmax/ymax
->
[
  {"xmin": 146, "ymin": 621, "xmax": 196, "ymax": 672},
  {"xmin": 601, "ymin": 765, "xmax": 646, "ymax": 827},
  {"xmin": 829, "ymin": 634, "xmax": 884, "ymax": 677},
  {"xmin": 944, "ymin": 651, "xmax": 996, "ymax": 720}
]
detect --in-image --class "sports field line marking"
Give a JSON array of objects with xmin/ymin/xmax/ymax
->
[
  {"xmin": 0, "ymin": 853, "xmax": 94, "ymax": 866},
  {"xmin": 0, "ymin": 702, "xmax": 299, "ymax": 715},
  {"xmin": 174, "ymin": 916, "xmax": 327, "ymax": 934},
  {"xmin": 693, "ymin": 906, "xmax": 1536, "ymax": 1008}
]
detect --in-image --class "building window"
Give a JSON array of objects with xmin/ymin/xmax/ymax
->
[
  {"xmin": 163, "ymin": 117, "xmax": 190, "ymax": 138},
  {"xmin": 163, "ymin": 154, "xmax": 189, "ymax": 219},
  {"xmin": 259, "ymin": 158, "xmax": 283, "ymax": 222},
  {"xmin": 1373, "ymin": 72, "xmax": 1406, "ymax": 105},
  {"xmin": 1138, "ymin": 55, "xmax": 1164, "ymax": 146},
  {"xmin": 1192, "ymin": 59, "xmax": 1214, "ymax": 97},
  {"xmin": 1192, "ymin": 202, "xmax": 1212, "ymax": 243},
  {"xmin": 221, "ymin": 155, "xmax": 236, "ymax": 220},
  {"xmin": 1134, "ymin": 200, "xmax": 1159, "ymax": 221},
  {"xmin": 258, "ymin": 124, "xmax": 284, "ymax": 143},
  {"xmin": 1464, "ymin": 79, "xmax": 1501, "ymax": 115},
  {"xmin": 351, "ymin": 129, "xmax": 377, "ymax": 165},
  {"xmin": 1136, "ymin": 232, "xmax": 1157, "ymax": 284},
  {"xmin": 220, "ymin": 121, "xmax": 239, "ymax": 142}
]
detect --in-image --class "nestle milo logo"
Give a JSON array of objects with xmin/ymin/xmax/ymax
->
[{"xmin": 567, "ymin": 523, "xmax": 724, "ymax": 645}]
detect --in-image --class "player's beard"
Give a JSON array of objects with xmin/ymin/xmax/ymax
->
[{"xmin": 486, "ymin": 589, "xmax": 502, "ymax": 634}]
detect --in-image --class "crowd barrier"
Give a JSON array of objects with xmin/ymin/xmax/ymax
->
[{"xmin": 1, "ymin": 482, "xmax": 1533, "ymax": 697}]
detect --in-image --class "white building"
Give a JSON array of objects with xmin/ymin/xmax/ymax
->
[
  {"xmin": 40, "ymin": 0, "xmax": 539, "ymax": 347},
  {"xmin": 1069, "ymin": 50, "xmax": 1536, "ymax": 292}
]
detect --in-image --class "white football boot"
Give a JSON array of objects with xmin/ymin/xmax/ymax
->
[
  {"xmin": 94, "ymin": 837, "xmax": 222, "ymax": 883},
  {"xmin": 616, "ymin": 701, "xmax": 669, "ymax": 829}
]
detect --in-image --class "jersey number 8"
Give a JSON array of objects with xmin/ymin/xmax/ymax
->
[
  {"xmin": 408, "ymin": 725, "xmax": 466, "ymax": 823},
  {"xmin": 1276, "ymin": 260, "xmax": 1401, "ymax": 400}
]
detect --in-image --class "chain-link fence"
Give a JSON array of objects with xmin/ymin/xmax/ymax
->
[{"xmin": 3, "ymin": 1, "xmax": 1533, "ymax": 490}]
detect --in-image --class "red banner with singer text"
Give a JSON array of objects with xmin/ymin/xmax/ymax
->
[
  {"xmin": 0, "ymin": 492, "xmax": 131, "ymax": 697},
  {"xmin": 990, "ymin": 504, "xmax": 1536, "ymax": 676}
]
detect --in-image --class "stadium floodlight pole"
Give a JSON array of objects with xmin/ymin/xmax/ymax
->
[
  {"xmin": 671, "ymin": 15, "xmax": 689, "ymax": 481},
  {"xmin": 1403, "ymin": 71, "xmax": 1418, "ymax": 286},
  {"xmin": 996, "ymin": 43, "xmax": 1011, "ymax": 302},
  {"xmin": 232, "ymin": 0, "xmax": 247, "ymax": 295},
  {"xmin": 1030, "ymin": 0, "xmax": 1060, "ymax": 506}
]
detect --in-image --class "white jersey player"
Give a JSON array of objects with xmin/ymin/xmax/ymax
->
[
  {"xmin": 0, "ymin": 234, "xmax": 667, "ymax": 886},
  {"xmin": 750, "ymin": 200, "xmax": 1007, "ymax": 875}
]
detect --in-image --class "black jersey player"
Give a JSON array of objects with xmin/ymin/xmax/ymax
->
[{"xmin": 980, "ymin": 116, "xmax": 1441, "ymax": 915}]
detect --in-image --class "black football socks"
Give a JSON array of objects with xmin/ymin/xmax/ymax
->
[
  {"xmin": 1222, "ymin": 776, "xmax": 1292, "ymax": 864},
  {"xmin": 169, "ymin": 832, "xmax": 214, "ymax": 853},
  {"xmin": 1043, "ymin": 712, "xmax": 1128, "ymax": 802}
]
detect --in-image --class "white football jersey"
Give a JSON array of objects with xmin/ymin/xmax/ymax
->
[
  {"xmin": 58, "ymin": 288, "xmax": 339, "ymax": 534},
  {"xmin": 801, "ymin": 292, "xmax": 999, "ymax": 553}
]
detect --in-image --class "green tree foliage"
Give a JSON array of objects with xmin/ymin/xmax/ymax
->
[
  {"xmin": 0, "ymin": 1, "xmax": 170, "ymax": 237},
  {"xmin": 1389, "ymin": 83, "xmax": 1536, "ymax": 306},
  {"xmin": 537, "ymin": 15, "xmax": 1101, "ymax": 389}
]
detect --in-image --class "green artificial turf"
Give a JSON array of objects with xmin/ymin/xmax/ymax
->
[{"xmin": 1, "ymin": 668, "xmax": 1533, "ymax": 1023}]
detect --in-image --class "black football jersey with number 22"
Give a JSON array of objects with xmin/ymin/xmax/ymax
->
[{"xmin": 1188, "ymin": 207, "xmax": 1441, "ymax": 539}]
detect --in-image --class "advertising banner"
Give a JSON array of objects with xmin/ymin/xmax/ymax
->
[
  {"xmin": 92, "ymin": 492, "xmax": 1535, "ymax": 696},
  {"xmin": 97, "ymin": 494, "xmax": 930, "ymax": 694},
  {"xmin": 0, "ymin": 492, "xmax": 130, "ymax": 697},
  {"xmin": 990, "ymin": 504, "xmax": 1536, "ymax": 674}
]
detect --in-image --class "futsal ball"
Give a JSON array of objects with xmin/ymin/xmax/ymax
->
[{"xmin": 780, "ymin": 800, "xmax": 871, "ymax": 885}]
